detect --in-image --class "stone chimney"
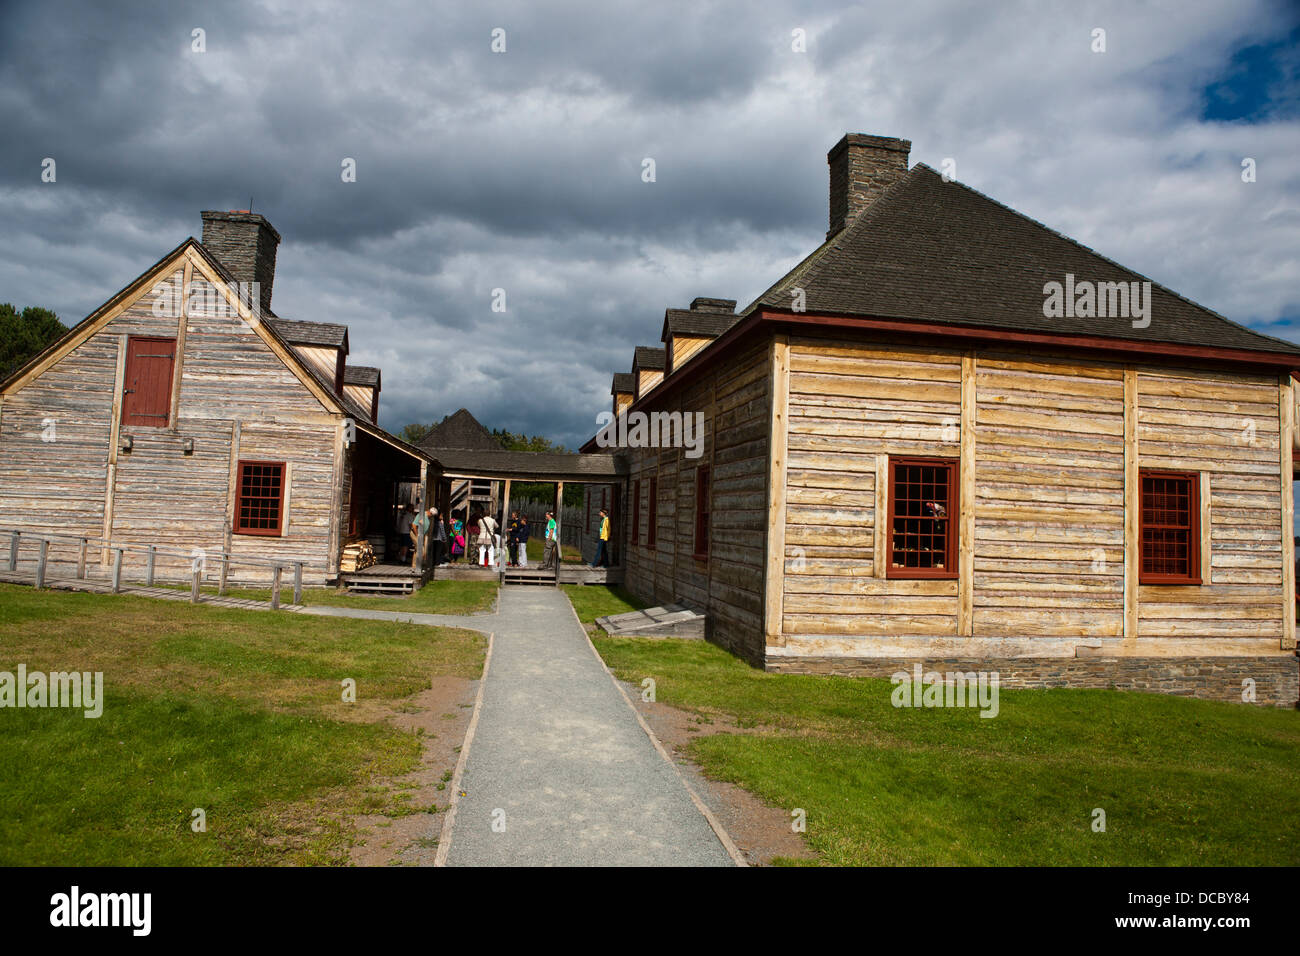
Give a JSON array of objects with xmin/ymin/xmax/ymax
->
[
  {"xmin": 827, "ymin": 134, "xmax": 911, "ymax": 238},
  {"xmin": 200, "ymin": 210, "xmax": 281, "ymax": 315}
]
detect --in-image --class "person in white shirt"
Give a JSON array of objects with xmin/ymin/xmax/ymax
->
[{"xmin": 478, "ymin": 513, "xmax": 497, "ymax": 567}]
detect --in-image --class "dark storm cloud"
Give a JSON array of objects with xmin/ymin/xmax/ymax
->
[{"xmin": 2, "ymin": 0, "xmax": 1299, "ymax": 449}]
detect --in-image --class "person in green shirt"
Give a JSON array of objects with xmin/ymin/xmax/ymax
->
[{"xmin": 541, "ymin": 511, "xmax": 559, "ymax": 570}]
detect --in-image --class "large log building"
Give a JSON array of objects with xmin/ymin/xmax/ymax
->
[
  {"xmin": 0, "ymin": 210, "xmax": 436, "ymax": 585},
  {"xmin": 584, "ymin": 133, "xmax": 1300, "ymax": 705}
]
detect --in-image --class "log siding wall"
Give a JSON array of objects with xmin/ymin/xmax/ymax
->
[
  {"xmin": 0, "ymin": 254, "xmax": 346, "ymax": 585},
  {"xmin": 771, "ymin": 334, "xmax": 1291, "ymax": 671},
  {"xmin": 621, "ymin": 339, "xmax": 770, "ymax": 663}
]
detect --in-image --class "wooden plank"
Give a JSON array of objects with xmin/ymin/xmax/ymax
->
[
  {"xmin": 1124, "ymin": 366, "xmax": 1138, "ymax": 645},
  {"xmin": 874, "ymin": 454, "xmax": 888, "ymax": 579},
  {"xmin": 1280, "ymin": 375, "xmax": 1295, "ymax": 649},
  {"xmin": 960, "ymin": 351, "xmax": 975, "ymax": 636},
  {"xmin": 1200, "ymin": 471, "xmax": 1212, "ymax": 584},
  {"xmin": 765, "ymin": 334, "xmax": 788, "ymax": 647},
  {"xmin": 101, "ymin": 334, "xmax": 127, "ymax": 564},
  {"xmin": 168, "ymin": 258, "xmax": 191, "ymax": 428}
]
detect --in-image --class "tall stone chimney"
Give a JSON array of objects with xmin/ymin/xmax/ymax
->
[
  {"xmin": 827, "ymin": 134, "xmax": 911, "ymax": 238},
  {"xmin": 200, "ymin": 210, "xmax": 281, "ymax": 315}
]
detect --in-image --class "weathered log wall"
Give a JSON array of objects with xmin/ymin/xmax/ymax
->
[
  {"xmin": 622, "ymin": 339, "xmax": 770, "ymax": 663},
  {"xmin": 0, "ymin": 254, "xmax": 345, "ymax": 585}
]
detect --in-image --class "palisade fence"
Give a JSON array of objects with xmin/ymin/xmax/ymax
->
[
  {"xmin": 1, "ymin": 528, "xmax": 321, "ymax": 609},
  {"xmin": 514, "ymin": 501, "xmax": 589, "ymax": 555}
]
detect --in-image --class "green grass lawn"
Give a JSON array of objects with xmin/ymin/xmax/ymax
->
[
  {"xmin": 0, "ymin": 583, "xmax": 485, "ymax": 865},
  {"xmin": 561, "ymin": 584, "xmax": 648, "ymax": 624},
  {"xmin": 520, "ymin": 536, "xmax": 585, "ymax": 564},
  {"xmin": 588, "ymin": 632, "xmax": 1300, "ymax": 866},
  {"xmin": 179, "ymin": 578, "xmax": 497, "ymax": 615}
]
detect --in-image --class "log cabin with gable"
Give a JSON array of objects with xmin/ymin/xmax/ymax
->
[
  {"xmin": 584, "ymin": 132, "xmax": 1300, "ymax": 705},
  {"xmin": 0, "ymin": 210, "xmax": 437, "ymax": 586}
]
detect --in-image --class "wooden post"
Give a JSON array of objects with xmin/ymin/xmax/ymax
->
[
  {"xmin": 553, "ymin": 481, "xmax": 564, "ymax": 585},
  {"xmin": 35, "ymin": 538, "xmax": 48, "ymax": 589},
  {"xmin": 146, "ymin": 545, "xmax": 156, "ymax": 587},
  {"xmin": 77, "ymin": 537, "xmax": 88, "ymax": 579},
  {"xmin": 191, "ymin": 566, "xmax": 201, "ymax": 603},
  {"xmin": 1280, "ymin": 375, "xmax": 1296, "ymax": 650},
  {"xmin": 218, "ymin": 552, "xmax": 229, "ymax": 596},
  {"xmin": 112, "ymin": 549, "xmax": 123, "ymax": 593},
  {"xmin": 271, "ymin": 565, "xmax": 282, "ymax": 610},
  {"xmin": 765, "ymin": 334, "xmax": 789, "ymax": 647},
  {"xmin": 958, "ymin": 351, "xmax": 976, "ymax": 637},
  {"xmin": 500, "ymin": 478, "xmax": 512, "ymax": 582},
  {"xmin": 1123, "ymin": 367, "xmax": 1139, "ymax": 646},
  {"xmin": 293, "ymin": 562, "xmax": 303, "ymax": 605},
  {"xmin": 8, "ymin": 531, "xmax": 18, "ymax": 572}
]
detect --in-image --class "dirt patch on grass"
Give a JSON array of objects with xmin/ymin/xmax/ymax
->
[
  {"xmin": 348, "ymin": 675, "xmax": 478, "ymax": 866},
  {"xmin": 620, "ymin": 680, "xmax": 818, "ymax": 866}
]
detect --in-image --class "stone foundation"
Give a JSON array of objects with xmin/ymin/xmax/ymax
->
[{"xmin": 763, "ymin": 654, "xmax": 1300, "ymax": 707}]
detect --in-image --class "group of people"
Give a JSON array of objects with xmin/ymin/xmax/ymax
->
[{"xmin": 395, "ymin": 503, "xmax": 561, "ymax": 570}]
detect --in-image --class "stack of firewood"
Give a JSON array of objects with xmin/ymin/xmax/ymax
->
[{"xmin": 340, "ymin": 538, "xmax": 377, "ymax": 572}]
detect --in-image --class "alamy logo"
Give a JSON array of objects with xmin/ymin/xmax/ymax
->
[
  {"xmin": 594, "ymin": 410, "xmax": 705, "ymax": 459},
  {"xmin": 50, "ymin": 886, "xmax": 151, "ymax": 936},
  {"xmin": 151, "ymin": 278, "xmax": 261, "ymax": 319},
  {"xmin": 1042, "ymin": 273, "xmax": 1152, "ymax": 329},
  {"xmin": 0, "ymin": 665, "xmax": 103, "ymax": 718},
  {"xmin": 891, "ymin": 663, "xmax": 1000, "ymax": 718}
]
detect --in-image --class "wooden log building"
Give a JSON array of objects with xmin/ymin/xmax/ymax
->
[
  {"xmin": 583, "ymin": 133, "xmax": 1300, "ymax": 705},
  {"xmin": 0, "ymin": 210, "xmax": 437, "ymax": 585}
]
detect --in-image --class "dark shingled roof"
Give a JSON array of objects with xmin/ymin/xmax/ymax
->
[
  {"xmin": 344, "ymin": 365, "xmax": 381, "ymax": 388},
  {"xmin": 267, "ymin": 318, "xmax": 349, "ymax": 350},
  {"xmin": 633, "ymin": 346, "xmax": 666, "ymax": 371},
  {"xmin": 611, "ymin": 372, "xmax": 636, "ymax": 395},
  {"xmin": 416, "ymin": 408, "xmax": 502, "ymax": 452},
  {"xmin": 746, "ymin": 164, "xmax": 1300, "ymax": 357},
  {"xmin": 661, "ymin": 308, "xmax": 737, "ymax": 340},
  {"xmin": 434, "ymin": 448, "xmax": 626, "ymax": 481}
]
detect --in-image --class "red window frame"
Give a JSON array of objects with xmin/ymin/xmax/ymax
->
[
  {"xmin": 631, "ymin": 479, "xmax": 641, "ymax": 545},
  {"xmin": 693, "ymin": 465, "xmax": 711, "ymax": 560},
  {"xmin": 647, "ymin": 476, "xmax": 658, "ymax": 550},
  {"xmin": 887, "ymin": 456, "xmax": 958, "ymax": 579},
  {"xmin": 121, "ymin": 335, "xmax": 176, "ymax": 428},
  {"xmin": 234, "ymin": 460, "xmax": 286, "ymax": 537},
  {"xmin": 1139, "ymin": 470, "xmax": 1200, "ymax": 585}
]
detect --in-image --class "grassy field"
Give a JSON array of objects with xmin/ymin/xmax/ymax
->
[
  {"xmin": 523, "ymin": 536, "xmax": 584, "ymax": 564},
  {"xmin": 0, "ymin": 583, "xmax": 485, "ymax": 865},
  {"xmin": 581, "ymin": 604, "xmax": 1300, "ymax": 865},
  {"xmin": 182, "ymin": 578, "xmax": 497, "ymax": 614},
  {"xmin": 561, "ymin": 583, "xmax": 647, "ymax": 624}
]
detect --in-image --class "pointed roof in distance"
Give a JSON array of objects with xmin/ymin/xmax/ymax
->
[{"xmin": 417, "ymin": 408, "xmax": 502, "ymax": 451}]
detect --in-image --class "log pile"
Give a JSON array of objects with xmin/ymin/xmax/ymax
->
[{"xmin": 340, "ymin": 538, "xmax": 377, "ymax": 572}]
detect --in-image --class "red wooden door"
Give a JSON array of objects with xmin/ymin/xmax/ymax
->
[{"xmin": 122, "ymin": 336, "xmax": 175, "ymax": 427}]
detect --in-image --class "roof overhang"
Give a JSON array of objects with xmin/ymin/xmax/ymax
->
[{"xmin": 578, "ymin": 308, "xmax": 1300, "ymax": 450}]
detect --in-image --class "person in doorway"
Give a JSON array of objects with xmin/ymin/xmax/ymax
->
[
  {"xmin": 591, "ymin": 508, "xmax": 611, "ymax": 568},
  {"xmin": 478, "ymin": 512, "xmax": 497, "ymax": 567},
  {"xmin": 517, "ymin": 514, "xmax": 530, "ymax": 567},
  {"xmin": 432, "ymin": 508, "xmax": 447, "ymax": 567},
  {"xmin": 450, "ymin": 516, "xmax": 465, "ymax": 562},
  {"xmin": 396, "ymin": 504, "xmax": 415, "ymax": 563},
  {"xmin": 540, "ymin": 511, "xmax": 559, "ymax": 570},
  {"xmin": 506, "ymin": 511, "xmax": 521, "ymax": 567},
  {"xmin": 411, "ymin": 506, "xmax": 430, "ymax": 567}
]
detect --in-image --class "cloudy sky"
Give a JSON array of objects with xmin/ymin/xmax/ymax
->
[{"xmin": 2, "ymin": 0, "xmax": 1298, "ymax": 448}]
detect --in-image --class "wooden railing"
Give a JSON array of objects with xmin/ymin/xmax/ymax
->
[{"xmin": 2, "ymin": 529, "xmax": 319, "ymax": 610}]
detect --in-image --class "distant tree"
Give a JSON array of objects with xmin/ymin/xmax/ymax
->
[
  {"xmin": 0, "ymin": 304, "xmax": 66, "ymax": 380},
  {"xmin": 491, "ymin": 428, "xmax": 569, "ymax": 455},
  {"xmin": 491, "ymin": 428, "xmax": 584, "ymax": 505},
  {"xmin": 399, "ymin": 422, "xmax": 434, "ymax": 445}
]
